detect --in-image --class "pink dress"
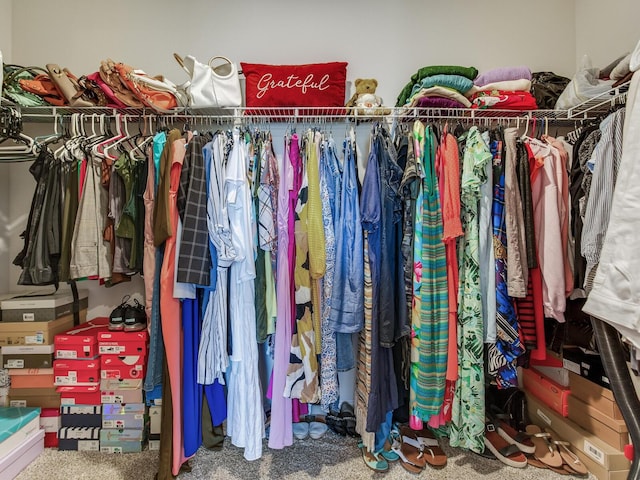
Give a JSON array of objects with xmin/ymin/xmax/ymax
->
[{"xmin": 159, "ymin": 134, "xmax": 191, "ymax": 475}]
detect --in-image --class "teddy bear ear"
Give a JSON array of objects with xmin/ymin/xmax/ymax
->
[
  {"xmin": 372, "ymin": 79, "xmax": 378, "ymax": 87},
  {"xmin": 354, "ymin": 78, "xmax": 363, "ymax": 86}
]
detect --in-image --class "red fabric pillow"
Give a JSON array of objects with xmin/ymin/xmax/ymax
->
[{"xmin": 240, "ymin": 62, "xmax": 348, "ymax": 109}]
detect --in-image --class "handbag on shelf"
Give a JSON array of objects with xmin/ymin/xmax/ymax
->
[
  {"xmin": 99, "ymin": 59, "xmax": 144, "ymax": 109},
  {"xmin": 46, "ymin": 64, "xmax": 95, "ymax": 107},
  {"xmin": 2, "ymin": 64, "xmax": 49, "ymax": 107},
  {"xmin": 113, "ymin": 62, "xmax": 182, "ymax": 113},
  {"xmin": 174, "ymin": 53, "xmax": 242, "ymax": 109},
  {"xmin": 19, "ymin": 73, "xmax": 66, "ymax": 106}
]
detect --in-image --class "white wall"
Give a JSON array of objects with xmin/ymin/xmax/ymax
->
[
  {"xmin": 3, "ymin": 0, "xmax": 584, "ymax": 316},
  {"xmin": 10, "ymin": 0, "xmax": 578, "ymax": 107},
  {"xmin": 575, "ymin": 0, "xmax": 640, "ymax": 70}
]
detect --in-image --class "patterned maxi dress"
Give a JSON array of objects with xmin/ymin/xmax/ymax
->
[{"xmin": 449, "ymin": 126, "xmax": 492, "ymax": 453}]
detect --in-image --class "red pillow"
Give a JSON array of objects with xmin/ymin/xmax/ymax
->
[{"xmin": 240, "ymin": 62, "xmax": 348, "ymax": 110}]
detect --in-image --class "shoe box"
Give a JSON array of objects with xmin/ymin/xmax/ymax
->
[
  {"xmin": 7, "ymin": 368, "xmax": 54, "ymax": 389},
  {"xmin": 44, "ymin": 431, "xmax": 59, "ymax": 448},
  {"xmin": 100, "ymin": 428, "xmax": 146, "ymax": 453},
  {"xmin": 100, "ymin": 354, "xmax": 146, "ymax": 381},
  {"xmin": 0, "ymin": 428, "xmax": 45, "ymax": 480},
  {"xmin": 54, "ymin": 318, "xmax": 110, "ymax": 360},
  {"xmin": 101, "ymin": 402, "xmax": 147, "ymax": 430},
  {"xmin": 562, "ymin": 346, "xmax": 610, "ymax": 388},
  {"xmin": 522, "ymin": 367, "xmax": 570, "ymax": 417},
  {"xmin": 568, "ymin": 394, "xmax": 629, "ymax": 451},
  {"xmin": 60, "ymin": 404, "xmax": 102, "ymax": 428},
  {"xmin": 57, "ymin": 426, "xmax": 100, "ymax": 451},
  {"xmin": 530, "ymin": 364, "xmax": 570, "ymax": 387},
  {"xmin": 101, "ymin": 388, "xmax": 143, "ymax": 405},
  {"xmin": 0, "ymin": 290, "xmax": 88, "ymax": 322},
  {"xmin": 57, "ymin": 385, "xmax": 101, "ymax": 406},
  {"xmin": 3, "ymin": 344, "xmax": 54, "ymax": 369},
  {"xmin": 98, "ymin": 329, "xmax": 148, "ymax": 356},
  {"xmin": 149, "ymin": 405, "xmax": 161, "ymax": 435},
  {"xmin": 526, "ymin": 393, "xmax": 630, "ymax": 473},
  {"xmin": 40, "ymin": 407, "xmax": 60, "ymax": 448},
  {"xmin": 100, "ymin": 378, "xmax": 143, "ymax": 390},
  {"xmin": 568, "ymin": 372, "xmax": 623, "ymax": 419},
  {"xmin": 8, "ymin": 387, "xmax": 60, "ymax": 408},
  {"xmin": 0, "ymin": 311, "xmax": 85, "ymax": 346},
  {"xmin": 40, "ymin": 407, "xmax": 60, "ymax": 433},
  {"xmin": 54, "ymin": 359, "xmax": 100, "ymax": 386}
]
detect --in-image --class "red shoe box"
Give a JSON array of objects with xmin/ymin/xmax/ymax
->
[
  {"xmin": 54, "ymin": 359, "xmax": 100, "ymax": 386},
  {"xmin": 54, "ymin": 317, "xmax": 110, "ymax": 360},
  {"xmin": 44, "ymin": 431, "xmax": 59, "ymax": 448},
  {"xmin": 57, "ymin": 385, "xmax": 102, "ymax": 405},
  {"xmin": 100, "ymin": 355, "xmax": 146, "ymax": 380},
  {"xmin": 40, "ymin": 407, "xmax": 60, "ymax": 433},
  {"xmin": 98, "ymin": 330, "xmax": 148, "ymax": 356},
  {"xmin": 523, "ymin": 366, "xmax": 571, "ymax": 417}
]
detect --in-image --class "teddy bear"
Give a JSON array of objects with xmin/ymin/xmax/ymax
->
[{"xmin": 345, "ymin": 78, "xmax": 391, "ymax": 116}]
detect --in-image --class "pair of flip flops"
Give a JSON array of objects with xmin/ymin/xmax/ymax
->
[
  {"xmin": 389, "ymin": 424, "xmax": 448, "ymax": 474},
  {"xmin": 525, "ymin": 425, "xmax": 589, "ymax": 477},
  {"xmin": 326, "ymin": 402, "xmax": 357, "ymax": 437}
]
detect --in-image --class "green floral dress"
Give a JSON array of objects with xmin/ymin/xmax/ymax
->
[{"xmin": 449, "ymin": 126, "xmax": 492, "ymax": 453}]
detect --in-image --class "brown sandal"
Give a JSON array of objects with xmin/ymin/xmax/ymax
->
[
  {"xmin": 485, "ymin": 423, "xmax": 528, "ymax": 468},
  {"xmin": 545, "ymin": 428, "xmax": 589, "ymax": 477},
  {"xmin": 525, "ymin": 424, "xmax": 563, "ymax": 468},
  {"xmin": 414, "ymin": 427, "xmax": 447, "ymax": 468}
]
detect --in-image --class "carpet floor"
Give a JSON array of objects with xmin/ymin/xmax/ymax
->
[{"xmin": 15, "ymin": 433, "xmax": 595, "ymax": 480}]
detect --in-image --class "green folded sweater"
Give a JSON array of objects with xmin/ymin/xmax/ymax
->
[{"xmin": 396, "ymin": 65, "xmax": 479, "ymax": 106}]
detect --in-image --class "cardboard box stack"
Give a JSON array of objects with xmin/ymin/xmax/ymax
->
[
  {"xmin": 98, "ymin": 327, "xmax": 149, "ymax": 453},
  {"xmin": 523, "ymin": 347, "xmax": 632, "ymax": 480},
  {"xmin": 1, "ymin": 291, "xmax": 88, "ymax": 415},
  {"xmin": 54, "ymin": 317, "xmax": 108, "ymax": 450},
  {"xmin": 0, "ymin": 406, "xmax": 44, "ymax": 480}
]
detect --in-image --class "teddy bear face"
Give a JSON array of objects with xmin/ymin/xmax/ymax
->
[{"xmin": 354, "ymin": 78, "xmax": 378, "ymax": 94}]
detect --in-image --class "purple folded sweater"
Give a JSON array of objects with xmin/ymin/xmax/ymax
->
[
  {"xmin": 474, "ymin": 66, "xmax": 532, "ymax": 86},
  {"xmin": 414, "ymin": 96, "xmax": 466, "ymax": 109}
]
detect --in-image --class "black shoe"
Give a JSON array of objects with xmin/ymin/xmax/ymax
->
[
  {"xmin": 124, "ymin": 299, "xmax": 147, "ymax": 332},
  {"xmin": 340, "ymin": 402, "xmax": 358, "ymax": 437},
  {"xmin": 109, "ymin": 295, "xmax": 131, "ymax": 331}
]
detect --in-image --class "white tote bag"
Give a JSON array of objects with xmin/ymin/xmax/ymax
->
[{"xmin": 174, "ymin": 53, "xmax": 242, "ymax": 109}]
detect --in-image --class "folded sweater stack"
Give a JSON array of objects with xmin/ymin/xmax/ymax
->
[
  {"xmin": 395, "ymin": 65, "xmax": 478, "ymax": 108},
  {"xmin": 470, "ymin": 66, "xmax": 538, "ymax": 110}
]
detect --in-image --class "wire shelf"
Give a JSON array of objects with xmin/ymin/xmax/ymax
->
[
  {"xmin": 3, "ymin": 85, "xmax": 630, "ymax": 124},
  {"xmin": 567, "ymin": 81, "xmax": 630, "ymax": 119}
]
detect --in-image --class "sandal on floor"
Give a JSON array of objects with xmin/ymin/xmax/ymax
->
[
  {"xmin": 414, "ymin": 427, "xmax": 447, "ymax": 468},
  {"xmin": 376, "ymin": 437, "xmax": 400, "ymax": 463},
  {"xmin": 484, "ymin": 423, "xmax": 528, "ymax": 468},
  {"xmin": 492, "ymin": 416, "xmax": 535, "ymax": 454},
  {"xmin": 396, "ymin": 425, "xmax": 428, "ymax": 472},
  {"xmin": 545, "ymin": 428, "xmax": 589, "ymax": 477},
  {"xmin": 358, "ymin": 441, "xmax": 388, "ymax": 472},
  {"xmin": 389, "ymin": 434, "xmax": 424, "ymax": 474},
  {"xmin": 525, "ymin": 425, "xmax": 563, "ymax": 469}
]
